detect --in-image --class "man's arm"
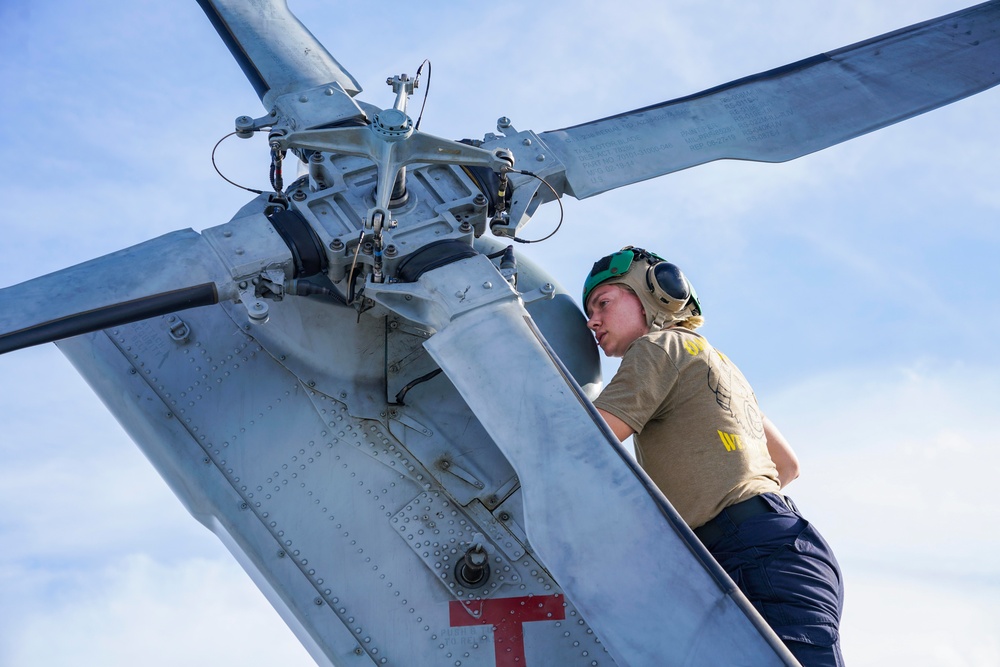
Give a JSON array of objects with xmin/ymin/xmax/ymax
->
[
  {"xmin": 598, "ymin": 408, "xmax": 636, "ymax": 442},
  {"xmin": 763, "ymin": 416, "xmax": 800, "ymax": 488}
]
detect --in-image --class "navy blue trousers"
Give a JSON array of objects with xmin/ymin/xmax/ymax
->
[{"xmin": 696, "ymin": 493, "xmax": 845, "ymax": 667}]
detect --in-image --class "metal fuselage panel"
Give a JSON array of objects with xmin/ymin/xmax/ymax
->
[{"xmin": 55, "ymin": 161, "xmax": 610, "ymax": 665}]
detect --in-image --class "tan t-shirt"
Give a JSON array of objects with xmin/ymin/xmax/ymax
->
[{"xmin": 593, "ymin": 328, "xmax": 780, "ymax": 528}]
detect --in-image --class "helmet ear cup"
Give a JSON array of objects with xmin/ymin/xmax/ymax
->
[{"xmin": 647, "ymin": 262, "xmax": 691, "ymax": 313}]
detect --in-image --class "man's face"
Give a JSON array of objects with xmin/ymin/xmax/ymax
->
[{"xmin": 585, "ymin": 283, "xmax": 649, "ymax": 358}]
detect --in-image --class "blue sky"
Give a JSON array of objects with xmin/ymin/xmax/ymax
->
[{"xmin": 1, "ymin": 1, "xmax": 998, "ymax": 665}]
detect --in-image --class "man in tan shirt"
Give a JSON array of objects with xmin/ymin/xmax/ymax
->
[{"xmin": 584, "ymin": 246, "xmax": 844, "ymax": 667}]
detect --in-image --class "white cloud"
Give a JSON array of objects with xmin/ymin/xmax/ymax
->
[
  {"xmin": 2, "ymin": 554, "xmax": 312, "ymax": 667},
  {"xmin": 841, "ymin": 569, "xmax": 1000, "ymax": 667}
]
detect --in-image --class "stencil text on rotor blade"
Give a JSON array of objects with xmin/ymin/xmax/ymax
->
[
  {"xmin": 720, "ymin": 90, "xmax": 796, "ymax": 143},
  {"xmin": 680, "ymin": 123, "xmax": 738, "ymax": 151},
  {"xmin": 574, "ymin": 135, "xmax": 659, "ymax": 180}
]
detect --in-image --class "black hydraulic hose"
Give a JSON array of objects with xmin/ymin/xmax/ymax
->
[
  {"xmin": 285, "ymin": 278, "xmax": 348, "ymax": 306},
  {"xmin": 0, "ymin": 283, "xmax": 219, "ymax": 355},
  {"xmin": 393, "ymin": 368, "xmax": 443, "ymax": 406}
]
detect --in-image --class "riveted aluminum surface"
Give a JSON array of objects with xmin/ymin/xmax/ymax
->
[
  {"xmin": 58, "ymin": 266, "xmax": 614, "ymax": 666},
  {"xmin": 392, "ymin": 491, "xmax": 520, "ymax": 602}
]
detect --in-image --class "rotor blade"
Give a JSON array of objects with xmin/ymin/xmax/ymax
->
[
  {"xmin": 197, "ymin": 0, "xmax": 362, "ymax": 109},
  {"xmin": 0, "ymin": 230, "xmax": 236, "ymax": 356},
  {"xmin": 416, "ymin": 256, "xmax": 799, "ymax": 666},
  {"xmin": 540, "ymin": 1, "xmax": 1000, "ymax": 199}
]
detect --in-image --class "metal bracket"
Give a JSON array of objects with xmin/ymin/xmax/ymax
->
[
  {"xmin": 364, "ymin": 255, "xmax": 516, "ymax": 332},
  {"xmin": 438, "ymin": 457, "xmax": 485, "ymax": 490},
  {"xmin": 166, "ymin": 315, "xmax": 190, "ymax": 343},
  {"xmin": 520, "ymin": 282, "xmax": 556, "ymax": 305},
  {"xmin": 236, "ymin": 81, "xmax": 367, "ymax": 138},
  {"xmin": 388, "ymin": 408, "xmax": 433, "ymax": 437}
]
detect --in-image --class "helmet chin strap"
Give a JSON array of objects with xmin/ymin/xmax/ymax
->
[
  {"xmin": 650, "ymin": 312, "xmax": 671, "ymax": 331},
  {"xmin": 649, "ymin": 307, "xmax": 693, "ymax": 331}
]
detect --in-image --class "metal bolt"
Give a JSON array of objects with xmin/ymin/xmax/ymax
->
[
  {"xmin": 536, "ymin": 154, "xmax": 546, "ymax": 162},
  {"xmin": 330, "ymin": 238, "xmax": 344, "ymax": 251},
  {"xmin": 314, "ymin": 597, "xmax": 324, "ymax": 606},
  {"xmin": 497, "ymin": 116, "xmax": 511, "ymax": 128},
  {"xmin": 473, "ymin": 193, "xmax": 488, "ymax": 207},
  {"xmin": 483, "ymin": 281, "xmax": 492, "ymax": 289},
  {"xmin": 384, "ymin": 244, "xmax": 398, "ymax": 258},
  {"xmin": 459, "ymin": 221, "xmax": 473, "ymax": 233},
  {"xmin": 499, "ymin": 512, "xmax": 511, "ymax": 521},
  {"xmin": 248, "ymin": 300, "xmax": 269, "ymax": 320},
  {"xmin": 292, "ymin": 190, "xmax": 307, "ymax": 201}
]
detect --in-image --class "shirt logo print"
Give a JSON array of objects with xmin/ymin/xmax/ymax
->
[
  {"xmin": 684, "ymin": 337, "xmax": 707, "ymax": 356},
  {"xmin": 718, "ymin": 430, "xmax": 745, "ymax": 451}
]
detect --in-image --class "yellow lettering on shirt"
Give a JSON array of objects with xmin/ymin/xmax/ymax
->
[
  {"xmin": 684, "ymin": 337, "xmax": 707, "ymax": 356},
  {"xmin": 718, "ymin": 430, "xmax": 744, "ymax": 452}
]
